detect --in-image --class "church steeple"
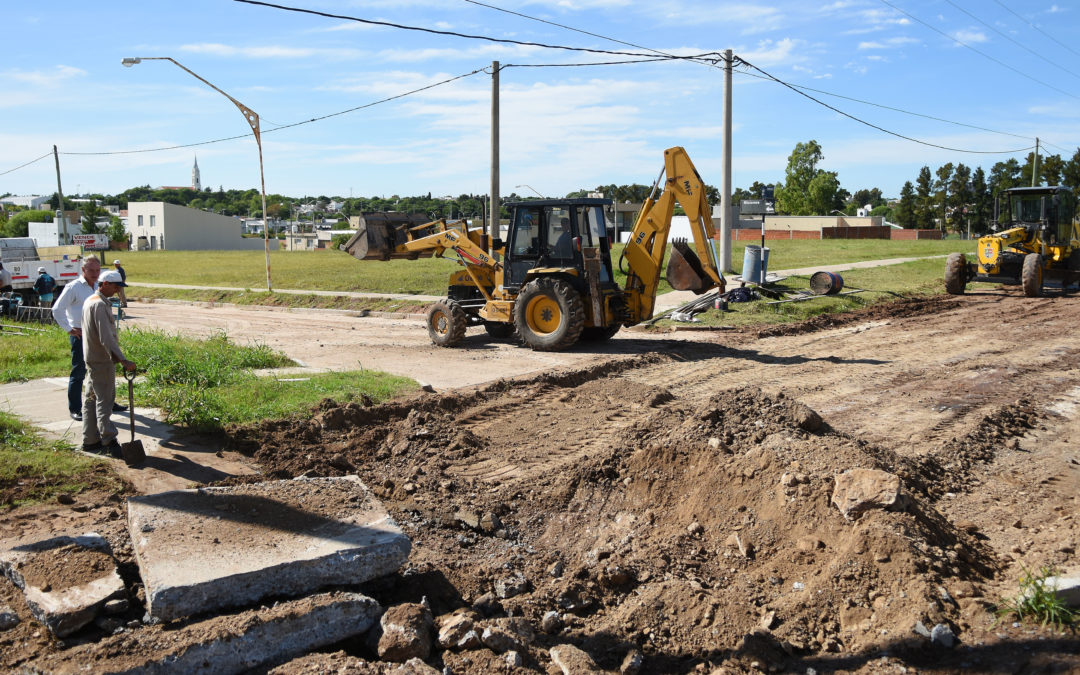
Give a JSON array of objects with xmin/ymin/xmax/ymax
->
[{"xmin": 192, "ymin": 154, "xmax": 202, "ymax": 191}]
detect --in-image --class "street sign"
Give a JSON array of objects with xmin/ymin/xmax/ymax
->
[{"xmin": 73, "ymin": 233, "xmax": 109, "ymax": 250}]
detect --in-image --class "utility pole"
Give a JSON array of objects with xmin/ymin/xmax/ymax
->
[
  {"xmin": 1032, "ymin": 137, "xmax": 1040, "ymax": 187},
  {"xmin": 489, "ymin": 60, "xmax": 500, "ymax": 255},
  {"xmin": 720, "ymin": 49, "xmax": 733, "ymax": 273},
  {"xmin": 53, "ymin": 145, "xmax": 69, "ymax": 244}
]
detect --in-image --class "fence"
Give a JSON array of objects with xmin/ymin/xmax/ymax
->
[{"xmin": 889, "ymin": 229, "xmax": 943, "ymax": 240}]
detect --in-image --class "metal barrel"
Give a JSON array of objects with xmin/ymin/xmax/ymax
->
[{"xmin": 809, "ymin": 271, "xmax": 844, "ymax": 295}]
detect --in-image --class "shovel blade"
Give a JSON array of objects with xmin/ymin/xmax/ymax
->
[
  {"xmin": 666, "ymin": 241, "xmax": 713, "ymax": 294},
  {"xmin": 121, "ymin": 440, "xmax": 146, "ymax": 466}
]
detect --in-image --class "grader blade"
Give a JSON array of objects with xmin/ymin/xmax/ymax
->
[{"xmin": 666, "ymin": 240, "xmax": 712, "ymax": 293}]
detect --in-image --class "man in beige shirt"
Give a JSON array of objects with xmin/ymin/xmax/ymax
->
[{"xmin": 82, "ymin": 270, "xmax": 136, "ymax": 456}]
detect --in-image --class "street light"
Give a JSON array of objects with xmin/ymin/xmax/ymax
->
[
  {"xmin": 122, "ymin": 57, "xmax": 272, "ymax": 291},
  {"xmin": 830, "ymin": 209, "xmax": 850, "ymax": 217},
  {"xmin": 515, "ymin": 184, "xmax": 544, "ymax": 199}
]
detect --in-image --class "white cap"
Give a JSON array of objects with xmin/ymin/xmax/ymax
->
[
  {"xmin": 99, "ymin": 270, "xmax": 127, "ymax": 286},
  {"xmin": 113, "ymin": 260, "xmax": 122, "ymax": 265},
  {"xmin": 38, "ymin": 267, "xmax": 46, "ymax": 273}
]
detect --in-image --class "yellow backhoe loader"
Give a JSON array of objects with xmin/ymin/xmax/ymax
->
[
  {"xmin": 945, "ymin": 185, "xmax": 1080, "ymax": 297},
  {"xmin": 341, "ymin": 146, "xmax": 726, "ymax": 351}
]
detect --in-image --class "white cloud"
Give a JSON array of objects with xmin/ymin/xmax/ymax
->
[
  {"xmin": 740, "ymin": 38, "xmax": 802, "ymax": 67},
  {"xmin": 3, "ymin": 65, "xmax": 86, "ymax": 87},
  {"xmin": 951, "ymin": 29, "xmax": 987, "ymax": 44},
  {"xmin": 179, "ymin": 43, "xmax": 366, "ymax": 60},
  {"xmin": 857, "ymin": 37, "xmax": 918, "ymax": 50}
]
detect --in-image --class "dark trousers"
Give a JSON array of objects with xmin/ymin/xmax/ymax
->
[{"xmin": 68, "ymin": 335, "xmax": 86, "ymax": 415}]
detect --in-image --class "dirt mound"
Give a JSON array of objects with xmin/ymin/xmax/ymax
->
[{"xmin": 236, "ymin": 380, "xmax": 996, "ymax": 672}]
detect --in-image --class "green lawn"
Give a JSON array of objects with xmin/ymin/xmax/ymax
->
[
  {"xmin": 113, "ymin": 238, "xmax": 975, "ymax": 297},
  {"xmin": 0, "ymin": 411, "xmax": 124, "ymax": 506}
]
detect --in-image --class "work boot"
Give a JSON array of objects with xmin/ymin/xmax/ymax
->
[
  {"xmin": 82, "ymin": 441, "xmax": 103, "ymax": 453},
  {"xmin": 102, "ymin": 439, "xmax": 123, "ymax": 459},
  {"xmin": 112, "ymin": 403, "xmax": 128, "ymax": 413}
]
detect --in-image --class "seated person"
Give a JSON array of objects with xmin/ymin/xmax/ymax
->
[{"xmin": 550, "ymin": 217, "xmax": 574, "ymax": 258}]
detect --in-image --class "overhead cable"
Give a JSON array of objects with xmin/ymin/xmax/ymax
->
[
  {"xmin": 734, "ymin": 67, "xmax": 1034, "ymax": 142},
  {"xmin": 235, "ymin": 0, "xmax": 705, "ymax": 61},
  {"xmin": 60, "ymin": 68, "xmax": 487, "ymax": 156},
  {"xmin": 993, "ymin": 0, "xmax": 1080, "ymax": 59},
  {"xmin": 739, "ymin": 57, "xmax": 1035, "ymax": 155},
  {"xmin": 942, "ymin": 0, "xmax": 1080, "ymax": 81},
  {"xmin": 877, "ymin": 0, "xmax": 1078, "ymax": 101},
  {"xmin": 0, "ymin": 151, "xmax": 53, "ymax": 178}
]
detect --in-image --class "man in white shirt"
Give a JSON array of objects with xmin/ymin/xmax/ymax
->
[{"xmin": 52, "ymin": 258, "xmax": 105, "ymax": 422}]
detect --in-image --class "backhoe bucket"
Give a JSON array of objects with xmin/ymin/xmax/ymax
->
[
  {"xmin": 666, "ymin": 240, "xmax": 713, "ymax": 293},
  {"xmin": 339, "ymin": 213, "xmax": 436, "ymax": 261}
]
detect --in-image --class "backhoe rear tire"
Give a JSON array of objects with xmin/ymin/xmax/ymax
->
[
  {"xmin": 1022, "ymin": 253, "xmax": 1044, "ymax": 298},
  {"xmin": 944, "ymin": 253, "xmax": 968, "ymax": 295},
  {"xmin": 426, "ymin": 299, "xmax": 467, "ymax": 347},
  {"xmin": 484, "ymin": 321, "xmax": 515, "ymax": 339},
  {"xmin": 514, "ymin": 278, "xmax": 585, "ymax": 351}
]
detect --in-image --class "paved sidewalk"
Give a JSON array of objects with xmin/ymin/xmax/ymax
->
[
  {"xmin": 653, "ymin": 254, "xmax": 948, "ymax": 311},
  {"xmin": 0, "ymin": 377, "xmax": 256, "ymax": 494}
]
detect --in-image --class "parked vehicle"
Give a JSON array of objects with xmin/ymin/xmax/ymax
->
[{"xmin": 0, "ymin": 237, "xmax": 81, "ymax": 304}]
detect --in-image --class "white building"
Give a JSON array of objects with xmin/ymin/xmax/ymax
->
[
  {"xmin": 29, "ymin": 220, "xmax": 84, "ymax": 248},
  {"xmin": 1, "ymin": 195, "xmax": 51, "ymax": 210},
  {"xmin": 128, "ymin": 202, "xmax": 265, "ymax": 251}
]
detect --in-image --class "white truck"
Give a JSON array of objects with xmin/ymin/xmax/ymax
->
[{"xmin": 0, "ymin": 237, "xmax": 82, "ymax": 302}]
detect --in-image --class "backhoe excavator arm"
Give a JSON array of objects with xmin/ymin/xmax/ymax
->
[{"xmin": 621, "ymin": 146, "xmax": 725, "ymax": 322}]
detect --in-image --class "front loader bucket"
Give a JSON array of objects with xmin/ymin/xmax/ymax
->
[
  {"xmin": 340, "ymin": 222, "xmax": 395, "ymax": 261},
  {"xmin": 340, "ymin": 213, "xmax": 437, "ymax": 261},
  {"xmin": 666, "ymin": 240, "xmax": 712, "ymax": 293}
]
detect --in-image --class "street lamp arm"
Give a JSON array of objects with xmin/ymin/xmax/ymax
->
[
  {"xmin": 122, "ymin": 57, "xmax": 260, "ymax": 137},
  {"xmin": 121, "ymin": 56, "xmax": 271, "ymax": 292},
  {"xmin": 514, "ymin": 184, "xmax": 544, "ymax": 199}
]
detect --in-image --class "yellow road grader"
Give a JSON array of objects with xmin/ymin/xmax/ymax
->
[
  {"xmin": 946, "ymin": 185, "xmax": 1080, "ymax": 297},
  {"xmin": 341, "ymin": 146, "xmax": 725, "ymax": 351}
]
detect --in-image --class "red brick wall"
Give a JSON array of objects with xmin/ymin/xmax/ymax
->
[
  {"xmin": 821, "ymin": 226, "xmax": 891, "ymax": 239},
  {"xmin": 890, "ymin": 229, "xmax": 943, "ymax": 240},
  {"xmin": 728, "ymin": 229, "xmax": 822, "ymax": 241}
]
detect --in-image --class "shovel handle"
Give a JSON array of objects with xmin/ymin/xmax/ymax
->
[{"xmin": 125, "ymin": 370, "xmax": 137, "ymax": 443}]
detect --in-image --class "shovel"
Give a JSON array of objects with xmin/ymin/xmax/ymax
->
[{"xmin": 120, "ymin": 369, "xmax": 146, "ymax": 465}]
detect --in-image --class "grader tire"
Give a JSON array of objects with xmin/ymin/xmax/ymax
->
[
  {"xmin": 944, "ymin": 253, "xmax": 968, "ymax": 295},
  {"xmin": 1022, "ymin": 253, "xmax": 1044, "ymax": 298},
  {"xmin": 483, "ymin": 321, "xmax": 515, "ymax": 339},
  {"xmin": 513, "ymin": 278, "xmax": 585, "ymax": 352},
  {"xmin": 580, "ymin": 325, "xmax": 621, "ymax": 342},
  {"xmin": 426, "ymin": 299, "xmax": 467, "ymax": 347}
]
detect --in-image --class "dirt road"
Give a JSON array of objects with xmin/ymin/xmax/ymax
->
[{"xmin": 5, "ymin": 289, "xmax": 1080, "ymax": 673}]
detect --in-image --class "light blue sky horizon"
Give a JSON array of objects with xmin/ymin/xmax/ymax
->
[{"xmin": 2, "ymin": 0, "xmax": 1077, "ymax": 202}]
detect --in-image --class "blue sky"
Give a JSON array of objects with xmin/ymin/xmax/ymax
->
[{"xmin": 2, "ymin": 0, "xmax": 1078, "ymax": 202}]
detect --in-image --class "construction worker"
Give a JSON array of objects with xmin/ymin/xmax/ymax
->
[
  {"xmin": 112, "ymin": 260, "xmax": 128, "ymax": 307},
  {"xmin": 81, "ymin": 269, "xmax": 136, "ymax": 456}
]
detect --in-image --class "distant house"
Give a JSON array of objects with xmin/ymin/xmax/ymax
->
[
  {"xmin": 1, "ymin": 195, "xmax": 51, "ymax": 210},
  {"xmin": 128, "ymin": 202, "xmax": 265, "ymax": 251}
]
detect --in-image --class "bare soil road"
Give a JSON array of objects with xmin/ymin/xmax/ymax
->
[{"xmin": 5, "ymin": 289, "xmax": 1080, "ymax": 673}]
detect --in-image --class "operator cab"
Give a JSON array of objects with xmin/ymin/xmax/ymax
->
[
  {"xmin": 503, "ymin": 198, "xmax": 614, "ymax": 290},
  {"xmin": 1005, "ymin": 186, "xmax": 1077, "ymax": 245}
]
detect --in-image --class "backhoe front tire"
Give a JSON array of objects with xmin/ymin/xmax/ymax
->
[
  {"xmin": 514, "ymin": 278, "xmax": 585, "ymax": 351},
  {"xmin": 426, "ymin": 299, "xmax": 467, "ymax": 347},
  {"xmin": 1022, "ymin": 253, "xmax": 1044, "ymax": 298},
  {"xmin": 944, "ymin": 253, "xmax": 968, "ymax": 295}
]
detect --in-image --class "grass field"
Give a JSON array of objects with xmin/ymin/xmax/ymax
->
[
  {"xmin": 113, "ymin": 238, "xmax": 975, "ymax": 297},
  {"xmin": 0, "ymin": 411, "xmax": 124, "ymax": 506}
]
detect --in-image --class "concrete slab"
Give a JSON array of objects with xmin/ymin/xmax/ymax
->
[
  {"xmin": 127, "ymin": 475, "xmax": 411, "ymax": 621},
  {"xmin": 25, "ymin": 591, "xmax": 381, "ymax": 675},
  {"xmin": 0, "ymin": 533, "xmax": 125, "ymax": 637}
]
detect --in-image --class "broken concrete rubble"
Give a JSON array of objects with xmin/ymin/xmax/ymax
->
[
  {"xmin": 831, "ymin": 468, "xmax": 903, "ymax": 520},
  {"xmin": 127, "ymin": 475, "xmax": 410, "ymax": 621},
  {"xmin": 25, "ymin": 591, "xmax": 380, "ymax": 675},
  {"xmin": 0, "ymin": 533, "xmax": 124, "ymax": 637},
  {"xmin": 376, "ymin": 602, "xmax": 434, "ymax": 662}
]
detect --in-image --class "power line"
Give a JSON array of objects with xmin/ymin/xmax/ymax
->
[
  {"xmin": 993, "ymin": 0, "xmax": 1080, "ymax": 59},
  {"xmin": 943, "ymin": 0, "xmax": 1080, "ymax": 82},
  {"xmin": 738, "ymin": 57, "xmax": 1035, "ymax": 155},
  {"xmin": 0, "ymin": 151, "xmax": 53, "ymax": 178},
  {"xmin": 734, "ymin": 67, "xmax": 1034, "ymax": 142},
  {"xmin": 235, "ymin": 0, "xmax": 702, "ymax": 61},
  {"xmin": 504, "ymin": 56, "xmax": 681, "ymax": 68},
  {"xmin": 877, "ymin": 0, "xmax": 1079, "ymax": 101},
  {"xmin": 60, "ymin": 68, "xmax": 487, "ymax": 157}
]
